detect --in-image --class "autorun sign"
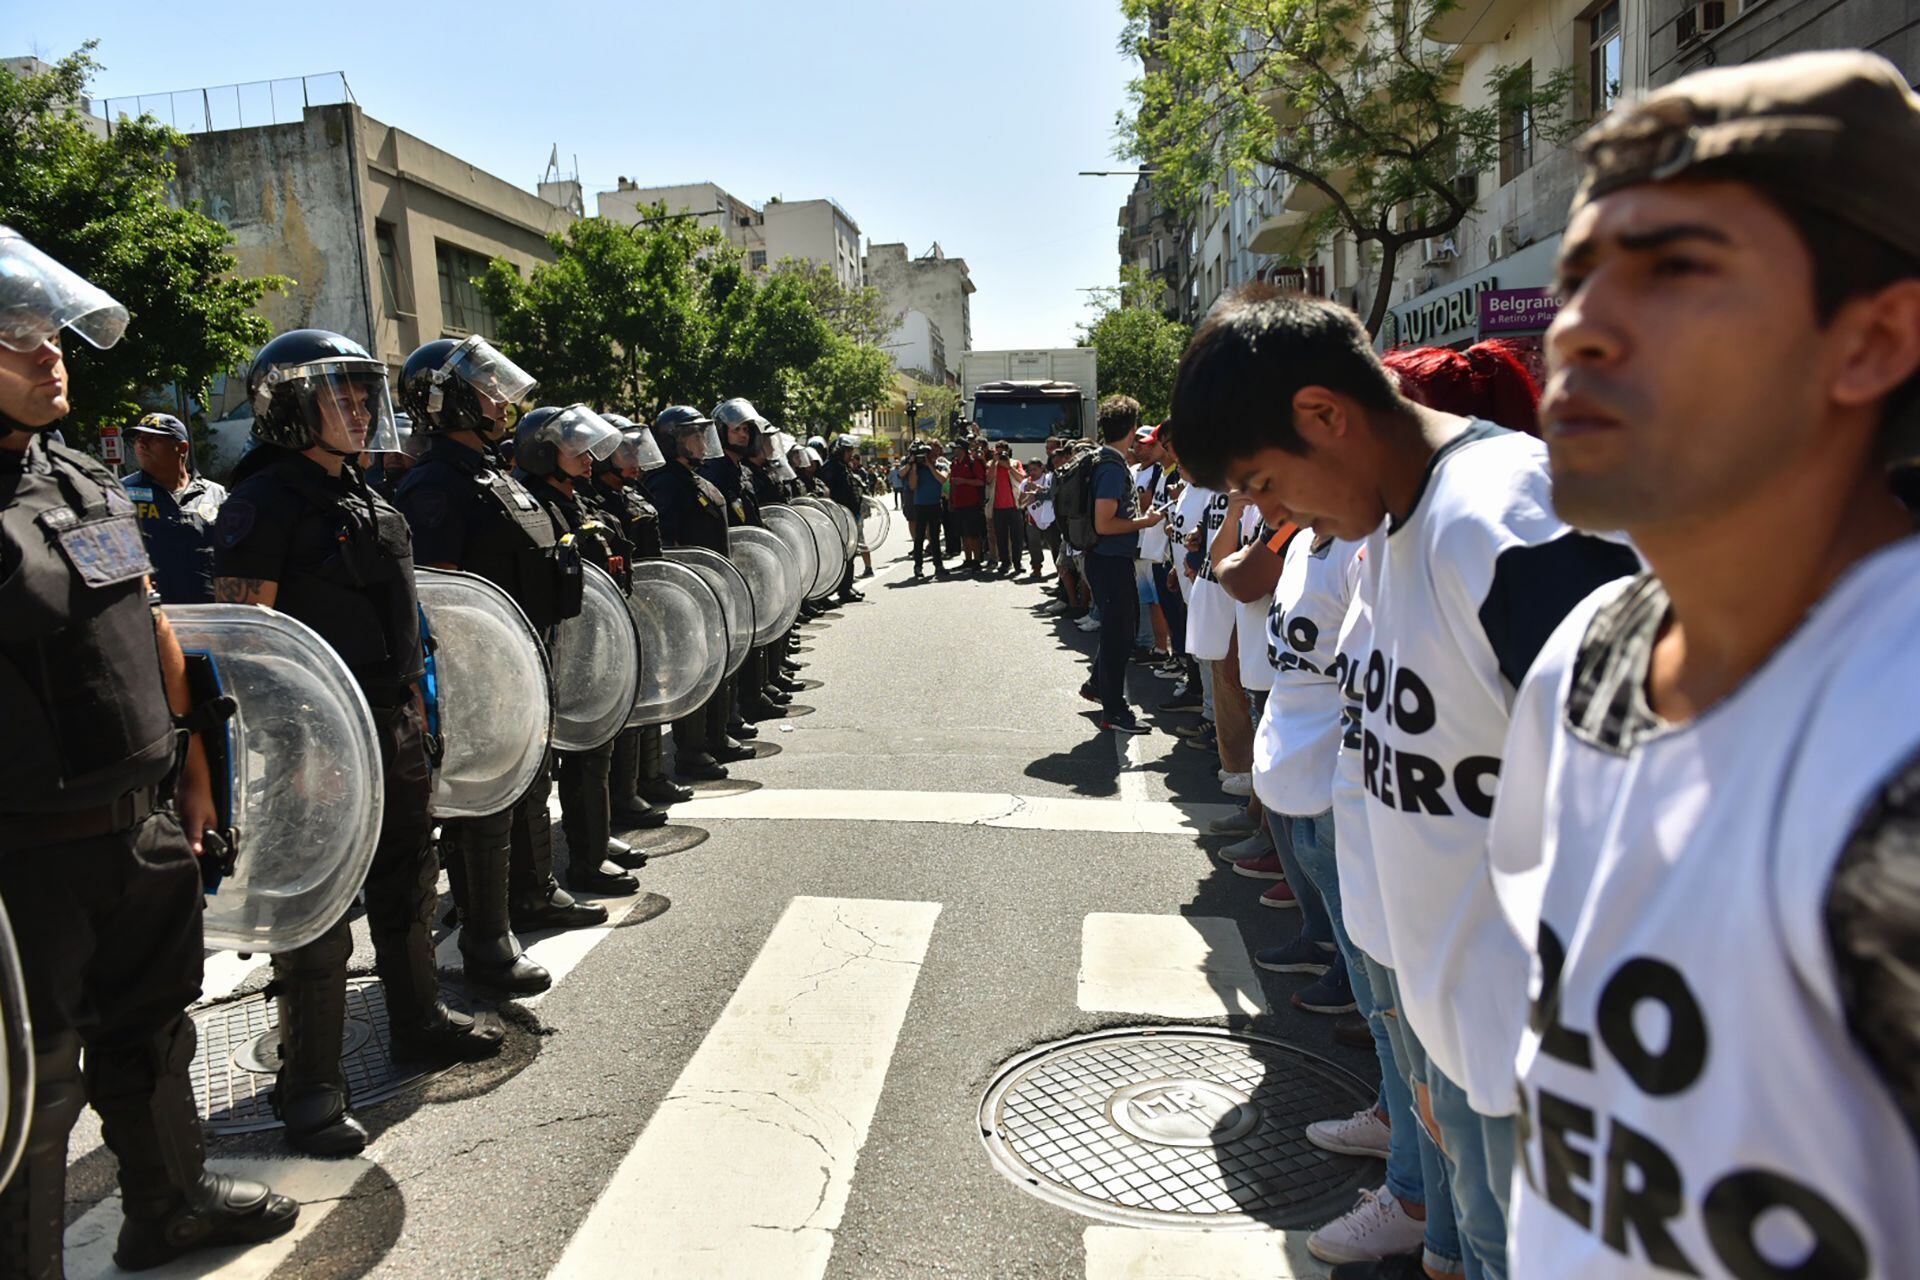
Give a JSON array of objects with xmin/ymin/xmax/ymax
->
[{"xmin": 1386, "ymin": 277, "xmax": 1496, "ymax": 348}]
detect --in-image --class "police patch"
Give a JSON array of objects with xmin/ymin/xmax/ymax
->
[
  {"xmin": 214, "ymin": 499, "xmax": 258, "ymax": 548},
  {"xmin": 411, "ymin": 488, "xmax": 449, "ymax": 530}
]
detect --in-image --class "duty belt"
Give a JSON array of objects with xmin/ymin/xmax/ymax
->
[{"xmin": 0, "ymin": 785, "xmax": 161, "ymax": 853}]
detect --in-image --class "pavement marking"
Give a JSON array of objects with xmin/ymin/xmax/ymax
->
[
  {"xmin": 1114, "ymin": 728, "xmax": 1151, "ymax": 805},
  {"xmin": 200, "ymin": 950, "xmax": 262, "ymax": 1004},
  {"xmin": 64, "ymin": 1156, "xmax": 373, "ymax": 1280},
  {"xmin": 672, "ymin": 787, "xmax": 1236, "ymax": 836},
  {"xmin": 436, "ymin": 889, "xmax": 657, "ymax": 1007},
  {"xmin": 549, "ymin": 895, "xmax": 942, "ymax": 1280},
  {"xmin": 1078, "ymin": 912, "xmax": 1270, "ymax": 1018},
  {"xmin": 1082, "ymin": 1225, "xmax": 1328, "ymax": 1279}
]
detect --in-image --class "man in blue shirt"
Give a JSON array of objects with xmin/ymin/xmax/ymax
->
[
  {"xmin": 1081, "ymin": 396, "xmax": 1165, "ymax": 734},
  {"xmin": 904, "ymin": 442, "xmax": 949, "ymax": 578},
  {"xmin": 122, "ymin": 413, "xmax": 226, "ymax": 602}
]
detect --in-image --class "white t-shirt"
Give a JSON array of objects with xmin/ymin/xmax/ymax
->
[
  {"xmin": 1030, "ymin": 473, "xmax": 1055, "ymax": 530},
  {"xmin": 1495, "ymin": 538, "xmax": 1920, "ymax": 1278},
  {"xmin": 1177, "ymin": 487, "xmax": 1236, "ymax": 661},
  {"xmin": 1366, "ymin": 421, "xmax": 1638, "ymax": 1117},
  {"xmin": 1254, "ymin": 531, "xmax": 1364, "ymax": 817},
  {"xmin": 1235, "ymin": 509, "xmax": 1278, "ymax": 693},
  {"xmin": 1330, "ymin": 528, "xmax": 1388, "ymax": 966},
  {"xmin": 1134, "ymin": 464, "xmax": 1169, "ymax": 562}
]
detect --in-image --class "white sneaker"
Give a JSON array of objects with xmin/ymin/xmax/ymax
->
[
  {"xmin": 1220, "ymin": 771, "xmax": 1252, "ymax": 797},
  {"xmin": 1307, "ymin": 1106, "xmax": 1391, "ymax": 1158},
  {"xmin": 1074, "ymin": 616, "xmax": 1102, "ymax": 632},
  {"xmin": 1307, "ymin": 1185, "xmax": 1425, "ymax": 1265},
  {"xmin": 1219, "ymin": 830, "xmax": 1273, "ymax": 862}
]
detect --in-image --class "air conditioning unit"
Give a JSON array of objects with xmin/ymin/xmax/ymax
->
[
  {"xmin": 1500, "ymin": 223, "xmax": 1536, "ymax": 258},
  {"xmin": 1420, "ymin": 236, "xmax": 1460, "ymax": 268},
  {"xmin": 1676, "ymin": 1, "xmax": 1726, "ymax": 46}
]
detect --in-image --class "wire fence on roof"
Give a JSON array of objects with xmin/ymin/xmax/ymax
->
[{"xmin": 96, "ymin": 72, "xmax": 354, "ymax": 138}]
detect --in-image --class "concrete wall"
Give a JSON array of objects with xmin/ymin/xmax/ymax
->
[
  {"xmin": 865, "ymin": 243, "xmax": 974, "ymax": 366},
  {"xmin": 1648, "ymin": 0, "xmax": 1920, "ymax": 88},
  {"xmin": 885, "ymin": 309, "xmax": 946, "ymax": 382},
  {"xmin": 764, "ymin": 199, "xmax": 863, "ymax": 288}
]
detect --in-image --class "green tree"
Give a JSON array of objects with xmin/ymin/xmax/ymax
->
[
  {"xmin": 1121, "ymin": 0, "xmax": 1573, "ymax": 335},
  {"xmin": 793, "ymin": 335, "xmax": 895, "ymax": 434},
  {"xmin": 0, "ymin": 46, "xmax": 285, "ymax": 441},
  {"xmin": 477, "ymin": 208, "xmax": 719, "ymax": 414},
  {"xmin": 1080, "ymin": 271, "xmax": 1191, "ymax": 422}
]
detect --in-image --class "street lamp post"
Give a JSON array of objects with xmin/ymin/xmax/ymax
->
[{"xmin": 904, "ymin": 396, "xmax": 920, "ymax": 443}]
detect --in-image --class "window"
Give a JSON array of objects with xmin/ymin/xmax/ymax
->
[
  {"xmin": 435, "ymin": 241, "xmax": 495, "ymax": 337},
  {"xmin": 1587, "ymin": 1, "xmax": 1623, "ymax": 116},
  {"xmin": 1499, "ymin": 62, "xmax": 1535, "ymax": 184},
  {"xmin": 374, "ymin": 221, "xmax": 407, "ymax": 316},
  {"xmin": 749, "ymin": 250, "xmax": 768, "ymax": 270}
]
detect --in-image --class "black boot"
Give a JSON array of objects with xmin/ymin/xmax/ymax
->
[
  {"xmin": 607, "ymin": 727, "xmax": 655, "ymax": 825},
  {"xmin": 606, "ymin": 838, "xmax": 648, "ymax": 870},
  {"xmin": 268, "ymin": 927, "xmax": 367, "ymax": 1157},
  {"xmin": 373, "ymin": 920, "xmax": 503, "ymax": 1065},
  {"xmin": 637, "ymin": 726, "xmax": 694, "ymax": 805},
  {"xmin": 510, "ymin": 774, "xmax": 609, "ymax": 930},
  {"xmin": 676, "ymin": 752, "xmax": 729, "ymax": 782},
  {"xmin": 558, "ymin": 747, "xmax": 640, "ymax": 896},
  {"xmin": 448, "ymin": 818, "xmax": 551, "ymax": 996},
  {"xmin": 87, "ymin": 1018, "xmax": 300, "ymax": 1270},
  {"xmin": 0, "ymin": 1033, "xmax": 85, "ymax": 1279},
  {"xmin": 740, "ymin": 697, "xmax": 784, "ymax": 722},
  {"xmin": 710, "ymin": 738, "xmax": 755, "ymax": 765}
]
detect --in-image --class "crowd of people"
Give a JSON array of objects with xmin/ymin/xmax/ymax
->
[
  {"xmin": 1040, "ymin": 50, "xmax": 1920, "ymax": 1280},
  {"xmin": 0, "ymin": 226, "xmax": 869, "ymax": 1275}
]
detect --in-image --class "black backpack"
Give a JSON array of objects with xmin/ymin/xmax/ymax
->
[{"xmin": 1054, "ymin": 442, "xmax": 1107, "ymax": 552}]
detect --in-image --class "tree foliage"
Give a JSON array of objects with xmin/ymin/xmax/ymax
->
[
  {"xmin": 477, "ymin": 212, "xmax": 895, "ymax": 430},
  {"xmin": 1080, "ymin": 271, "xmax": 1190, "ymax": 423},
  {"xmin": 0, "ymin": 46, "xmax": 285, "ymax": 441},
  {"xmin": 1120, "ymin": 0, "xmax": 1573, "ymax": 334}
]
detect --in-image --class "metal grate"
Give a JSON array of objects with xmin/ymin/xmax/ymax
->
[
  {"xmin": 189, "ymin": 977, "xmax": 455, "ymax": 1133},
  {"xmin": 979, "ymin": 1026, "xmax": 1374, "ymax": 1229}
]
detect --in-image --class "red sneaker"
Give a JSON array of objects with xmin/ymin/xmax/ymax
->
[
  {"xmin": 1260, "ymin": 881, "xmax": 1299, "ymax": 909},
  {"xmin": 1233, "ymin": 853, "xmax": 1287, "ymax": 881}
]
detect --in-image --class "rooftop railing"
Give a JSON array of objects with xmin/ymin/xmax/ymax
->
[{"xmin": 96, "ymin": 72, "xmax": 355, "ymax": 138}]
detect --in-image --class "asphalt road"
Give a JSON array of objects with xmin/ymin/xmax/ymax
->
[{"xmin": 60, "ymin": 526, "xmax": 1379, "ymax": 1280}]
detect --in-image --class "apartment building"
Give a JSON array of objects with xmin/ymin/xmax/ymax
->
[
  {"xmin": 598, "ymin": 181, "xmax": 866, "ymax": 288},
  {"xmin": 865, "ymin": 242, "xmax": 973, "ymax": 381}
]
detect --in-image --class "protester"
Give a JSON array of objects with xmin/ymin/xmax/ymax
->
[
  {"xmin": 985, "ymin": 440, "xmax": 1025, "ymax": 574},
  {"xmin": 904, "ymin": 441, "xmax": 948, "ymax": 578},
  {"xmin": 948, "ymin": 437, "xmax": 987, "ymax": 571},
  {"xmin": 1076, "ymin": 395, "xmax": 1164, "ymax": 735}
]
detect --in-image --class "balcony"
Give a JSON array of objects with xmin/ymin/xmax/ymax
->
[
  {"xmin": 1248, "ymin": 209, "xmax": 1314, "ymax": 256},
  {"xmin": 1425, "ymin": 0, "xmax": 1529, "ymax": 46},
  {"xmin": 1258, "ymin": 85, "xmax": 1307, "ymax": 131},
  {"xmin": 1282, "ymin": 165, "xmax": 1357, "ymax": 214}
]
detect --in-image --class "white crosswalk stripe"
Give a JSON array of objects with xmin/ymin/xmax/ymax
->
[{"xmin": 1079, "ymin": 912, "xmax": 1271, "ymax": 1018}]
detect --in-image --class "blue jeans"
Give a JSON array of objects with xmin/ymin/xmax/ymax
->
[
  {"xmin": 1264, "ymin": 812, "xmax": 1332, "ymax": 947},
  {"xmin": 1197, "ymin": 659, "xmax": 1215, "ymax": 723},
  {"xmin": 1367, "ymin": 957, "xmax": 1463, "ymax": 1278},
  {"xmin": 1427, "ymin": 1067, "xmax": 1516, "ymax": 1280},
  {"xmin": 1151, "ymin": 561, "xmax": 1185, "ymax": 657}
]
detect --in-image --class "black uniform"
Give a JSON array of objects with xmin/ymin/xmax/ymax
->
[
  {"xmin": 515, "ymin": 472, "xmax": 638, "ymax": 897},
  {"xmin": 700, "ymin": 452, "xmax": 761, "ymax": 528},
  {"xmin": 649, "ymin": 458, "xmax": 731, "ymax": 555},
  {"xmin": 214, "ymin": 445, "xmax": 494, "ymax": 1150},
  {"xmin": 121, "ymin": 468, "xmax": 225, "ymax": 603},
  {"xmin": 1, "ymin": 435, "xmax": 294, "ymax": 1273},
  {"xmin": 394, "ymin": 437, "xmax": 595, "ymax": 978},
  {"xmin": 820, "ymin": 457, "xmax": 864, "ymax": 597}
]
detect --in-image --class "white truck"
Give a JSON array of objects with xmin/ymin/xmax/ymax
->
[{"xmin": 960, "ymin": 348, "xmax": 1098, "ymax": 458}]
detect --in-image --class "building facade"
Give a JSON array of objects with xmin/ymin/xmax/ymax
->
[
  {"xmin": 864, "ymin": 241, "xmax": 974, "ymax": 378},
  {"xmin": 598, "ymin": 181, "xmax": 865, "ymax": 287}
]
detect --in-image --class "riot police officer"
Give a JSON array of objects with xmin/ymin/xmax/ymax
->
[
  {"xmin": 512, "ymin": 407, "xmax": 645, "ymax": 898},
  {"xmin": 121, "ymin": 412, "xmax": 226, "ymax": 604},
  {"xmin": 820, "ymin": 434, "xmax": 865, "ymax": 605},
  {"xmin": 649, "ymin": 407, "xmax": 745, "ymax": 781},
  {"xmin": 213, "ymin": 329, "xmax": 502, "ymax": 1158},
  {"xmin": 591, "ymin": 418, "xmax": 694, "ymax": 823},
  {"xmin": 393, "ymin": 335, "xmax": 593, "ymax": 998},
  {"xmin": 0, "ymin": 230, "xmax": 298, "ymax": 1274}
]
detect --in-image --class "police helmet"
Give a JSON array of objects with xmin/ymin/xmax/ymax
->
[
  {"xmin": 400, "ymin": 335, "xmax": 536, "ymax": 439},
  {"xmin": 712, "ymin": 397, "xmax": 768, "ymax": 453},
  {"xmin": 656, "ymin": 405, "xmax": 723, "ymax": 462},
  {"xmin": 0, "ymin": 227, "xmax": 128, "ymax": 354},
  {"xmin": 598, "ymin": 413, "xmax": 667, "ymax": 475},
  {"xmin": 513, "ymin": 404, "xmax": 621, "ymax": 477},
  {"xmin": 247, "ymin": 329, "xmax": 401, "ymax": 455},
  {"xmin": 833, "ymin": 434, "xmax": 858, "ymax": 455}
]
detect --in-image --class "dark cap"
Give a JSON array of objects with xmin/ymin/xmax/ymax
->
[
  {"xmin": 1570, "ymin": 50, "xmax": 1920, "ymax": 264},
  {"xmin": 130, "ymin": 412, "xmax": 188, "ymax": 441}
]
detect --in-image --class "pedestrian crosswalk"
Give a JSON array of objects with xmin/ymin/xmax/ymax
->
[{"xmin": 70, "ymin": 895, "xmax": 1333, "ymax": 1278}]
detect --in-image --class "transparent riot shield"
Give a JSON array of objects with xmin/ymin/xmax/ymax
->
[
  {"xmin": 729, "ymin": 525, "xmax": 803, "ymax": 644},
  {"xmin": 163, "ymin": 605, "xmax": 385, "ymax": 953},
  {"xmin": 665, "ymin": 547, "xmax": 752, "ymax": 677},
  {"xmin": 790, "ymin": 503, "xmax": 846, "ymax": 600},
  {"xmin": 548, "ymin": 563, "xmax": 642, "ymax": 751},
  {"xmin": 0, "ymin": 898, "xmax": 30, "ymax": 1191},
  {"xmin": 762, "ymin": 506, "xmax": 831, "ymax": 603},
  {"xmin": 796, "ymin": 496, "xmax": 858, "ymax": 559},
  {"xmin": 416, "ymin": 569, "xmax": 553, "ymax": 820},
  {"xmin": 860, "ymin": 495, "xmax": 892, "ymax": 552},
  {"xmin": 626, "ymin": 559, "xmax": 727, "ymax": 727}
]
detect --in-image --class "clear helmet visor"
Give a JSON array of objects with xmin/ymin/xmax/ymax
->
[
  {"xmin": 273, "ymin": 359, "xmax": 402, "ymax": 453},
  {"xmin": 0, "ymin": 228, "xmax": 129, "ymax": 352},
  {"xmin": 618, "ymin": 427, "xmax": 666, "ymax": 472},
  {"xmin": 804, "ymin": 446, "xmax": 824, "ymax": 467},
  {"xmin": 549, "ymin": 404, "xmax": 622, "ymax": 462},
  {"xmin": 439, "ymin": 335, "xmax": 537, "ymax": 416},
  {"xmin": 770, "ymin": 452, "xmax": 797, "ymax": 482},
  {"xmin": 699, "ymin": 424, "xmax": 724, "ymax": 460}
]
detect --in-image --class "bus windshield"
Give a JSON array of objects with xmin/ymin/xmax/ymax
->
[{"xmin": 974, "ymin": 398, "xmax": 1082, "ymax": 443}]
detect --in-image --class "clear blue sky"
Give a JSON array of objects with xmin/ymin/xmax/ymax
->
[{"xmin": 14, "ymin": 0, "xmax": 1139, "ymax": 351}]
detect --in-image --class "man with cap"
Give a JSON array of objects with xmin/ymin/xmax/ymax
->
[
  {"xmin": 1490, "ymin": 51, "xmax": 1920, "ymax": 1278},
  {"xmin": 0, "ymin": 228, "xmax": 300, "ymax": 1275},
  {"xmin": 122, "ymin": 412, "xmax": 226, "ymax": 604}
]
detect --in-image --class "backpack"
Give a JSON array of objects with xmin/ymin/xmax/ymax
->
[{"xmin": 1053, "ymin": 442, "xmax": 1108, "ymax": 552}]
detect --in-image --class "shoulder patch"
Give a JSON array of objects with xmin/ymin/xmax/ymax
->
[
  {"xmin": 214, "ymin": 499, "xmax": 258, "ymax": 549},
  {"xmin": 409, "ymin": 487, "xmax": 450, "ymax": 530},
  {"xmin": 122, "ymin": 485, "xmax": 155, "ymax": 504}
]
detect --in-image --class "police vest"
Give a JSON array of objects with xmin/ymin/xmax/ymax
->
[
  {"xmin": 591, "ymin": 477, "xmax": 664, "ymax": 562},
  {"xmin": 0, "ymin": 437, "xmax": 178, "ymax": 811},
  {"xmin": 1502, "ymin": 545, "xmax": 1920, "ymax": 1280},
  {"xmin": 415, "ymin": 459, "xmax": 584, "ymax": 634}
]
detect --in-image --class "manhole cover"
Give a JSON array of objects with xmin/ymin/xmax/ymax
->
[
  {"xmin": 189, "ymin": 977, "xmax": 457, "ymax": 1133},
  {"xmin": 979, "ymin": 1027, "xmax": 1374, "ymax": 1229}
]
